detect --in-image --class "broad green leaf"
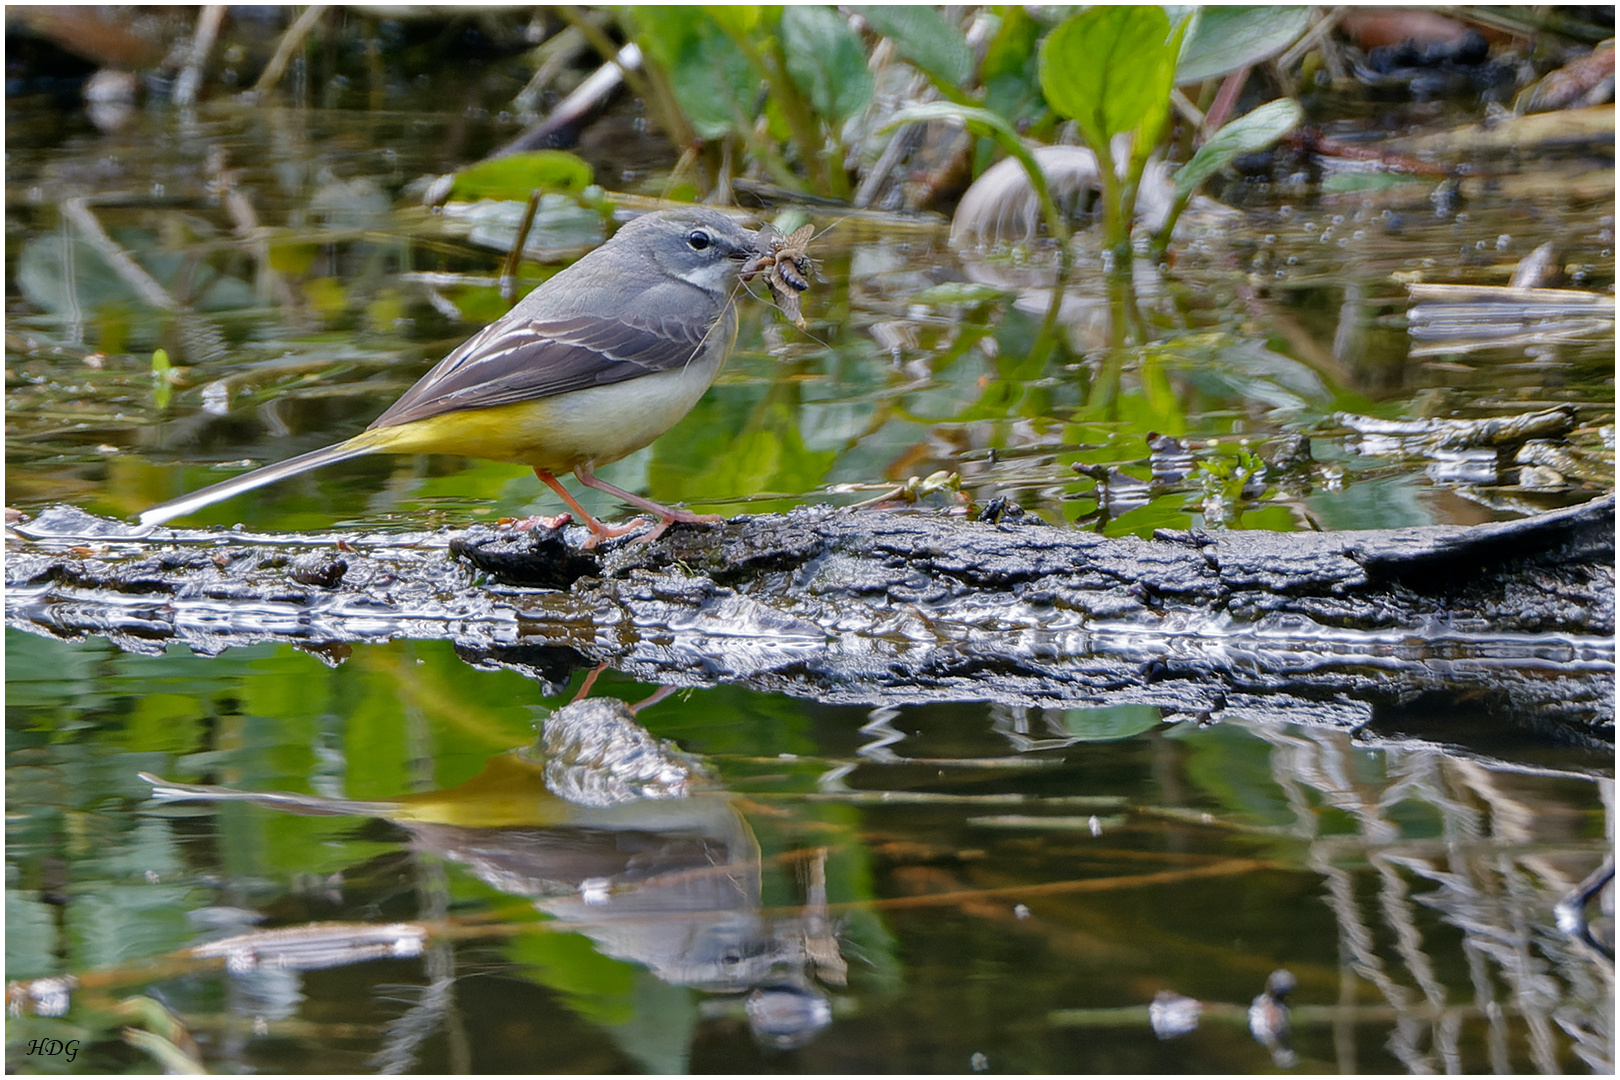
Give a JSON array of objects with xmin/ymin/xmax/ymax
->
[
  {"xmin": 509, "ymin": 928, "xmax": 638, "ymax": 1026},
  {"xmin": 627, "ymin": 6, "xmax": 702, "ymax": 71},
  {"xmin": 629, "ymin": 9, "xmax": 757, "ymax": 139},
  {"xmin": 782, "ymin": 5, "xmax": 874, "ymax": 124},
  {"xmin": 447, "ymin": 150, "xmax": 594, "ymax": 201},
  {"xmin": 1131, "ymin": 14, "xmax": 1192, "ymax": 172},
  {"xmin": 1177, "ymin": 6, "xmax": 1312, "ymax": 85},
  {"xmin": 855, "ymin": 5, "xmax": 972, "ymax": 86},
  {"xmin": 703, "ymin": 3, "xmax": 761, "ymax": 37},
  {"xmin": 1172, "ymin": 98, "xmax": 1302, "ymax": 199},
  {"xmin": 1039, "ymin": 6, "xmax": 1175, "ymax": 148}
]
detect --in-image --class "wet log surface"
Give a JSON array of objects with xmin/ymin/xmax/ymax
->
[{"xmin": 6, "ymin": 496, "xmax": 1614, "ymax": 754}]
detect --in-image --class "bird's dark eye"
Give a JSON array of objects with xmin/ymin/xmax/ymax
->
[{"xmin": 686, "ymin": 229, "xmax": 712, "ymax": 251}]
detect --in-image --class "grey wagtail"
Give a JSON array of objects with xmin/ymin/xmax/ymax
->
[{"xmin": 139, "ymin": 208, "xmax": 761, "ymax": 545}]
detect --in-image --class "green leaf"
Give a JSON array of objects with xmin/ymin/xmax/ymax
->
[
  {"xmin": 981, "ymin": 6, "xmax": 1046, "ymax": 129},
  {"xmin": 912, "ymin": 282, "xmax": 1013, "ymax": 306},
  {"xmin": 1131, "ymin": 13, "xmax": 1191, "ymax": 172},
  {"xmin": 782, "ymin": 5, "xmax": 874, "ymax": 125},
  {"xmin": 447, "ymin": 151, "xmax": 594, "ymax": 201},
  {"xmin": 1062, "ymin": 705, "xmax": 1164, "ymax": 741},
  {"xmin": 1172, "ymin": 98, "xmax": 1302, "ymax": 199},
  {"xmin": 629, "ymin": 8, "xmax": 757, "ymax": 139},
  {"xmin": 1176, "ymin": 6, "xmax": 1312, "ymax": 85},
  {"xmin": 855, "ymin": 5, "xmax": 972, "ymax": 86},
  {"xmin": 1039, "ymin": 6, "xmax": 1176, "ymax": 148},
  {"xmin": 702, "ymin": 3, "xmax": 761, "ymax": 37},
  {"xmin": 878, "ymin": 100, "xmax": 1022, "ymax": 145},
  {"xmin": 6, "ymin": 890, "xmax": 59, "ymax": 981}
]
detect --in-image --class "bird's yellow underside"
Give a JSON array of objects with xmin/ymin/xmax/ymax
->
[{"xmin": 350, "ymin": 351, "xmax": 729, "ymax": 472}]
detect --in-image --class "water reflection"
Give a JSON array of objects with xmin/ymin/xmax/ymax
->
[
  {"xmin": 7, "ymin": 634, "xmax": 1608, "ymax": 1072},
  {"xmin": 140, "ymin": 693, "xmax": 849, "ymax": 1065}
]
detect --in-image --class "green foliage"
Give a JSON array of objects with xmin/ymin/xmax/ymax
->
[
  {"xmin": 1172, "ymin": 98, "xmax": 1304, "ymax": 202},
  {"xmin": 1176, "ymin": 6, "xmax": 1312, "ymax": 84},
  {"xmin": 622, "ymin": 5, "xmax": 873, "ymax": 197},
  {"xmin": 1039, "ymin": 6, "xmax": 1188, "ymax": 257},
  {"xmin": 1040, "ymin": 6, "xmax": 1179, "ymax": 151},
  {"xmin": 978, "ymin": 6, "xmax": 1048, "ymax": 170},
  {"xmin": 6, "ymin": 889, "xmax": 60, "ymax": 981},
  {"xmin": 912, "ymin": 282, "xmax": 1013, "ymax": 306},
  {"xmin": 782, "ymin": 5, "xmax": 874, "ymax": 124},
  {"xmin": 446, "ymin": 150, "xmax": 594, "ymax": 201},
  {"xmin": 150, "ymin": 348, "xmax": 174, "ymax": 409},
  {"xmin": 1062, "ymin": 704, "xmax": 1164, "ymax": 741},
  {"xmin": 615, "ymin": 1, "xmax": 1301, "ymax": 244},
  {"xmin": 854, "ymin": 5, "xmax": 973, "ymax": 96},
  {"xmin": 509, "ymin": 928, "xmax": 640, "ymax": 1025},
  {"xmin": 1153, "ymin": 96, "xmax": 1302, "ymax": 249},
  {"xmin": 627, "ymin": 8, "xmax": 756, "ymax": 140},
  {"xmin": 649, "ymin": 385, "xmax": 838, "ymax": 514}
]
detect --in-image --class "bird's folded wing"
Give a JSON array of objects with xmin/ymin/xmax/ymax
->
[{"xmin": 369, "ymin": 312, "xmax": 718, "ymax": 429}]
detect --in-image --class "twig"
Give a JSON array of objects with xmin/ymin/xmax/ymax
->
[
  {"xmin": 499, "ymin": 190, "xmax": 543, "ymax": 304},
  {"xmin": 497, "ymin": 41, "xmax": 639, "ymax": 158},
  {"xmin": 513, "ymin": 24, "xmax": 590, "ymax": 114},
  {"xmin": 174, "ymin": 5, "xmax": 227, "ymax": 107},
  {"xmin": 59, "ymin": 197, "xmax": 183, "ymax": 312},
  {"xmin": 253, "ymin": 5, "xmax": 328, "ymax": 97},
  {"xmin": 813, "ymin": 857, "xmax": 1275, "ymax": 914}
]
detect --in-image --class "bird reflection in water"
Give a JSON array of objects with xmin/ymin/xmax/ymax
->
[{"xmin": 143, "ymin": 689, "xmax": 846, "ymax": 1052}]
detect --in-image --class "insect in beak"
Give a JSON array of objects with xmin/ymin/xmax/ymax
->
[{"xmin": 743, "ymin": 224, "xmax": 815, "ymax": 330}]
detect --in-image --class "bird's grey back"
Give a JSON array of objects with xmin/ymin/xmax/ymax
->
[{"xmin": 367, "ymin": 208, "xmax": 753, "ymax": 430}]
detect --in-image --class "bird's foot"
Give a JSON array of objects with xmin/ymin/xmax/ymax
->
[
  {"xmin": 624, "ymin": 510, "xmax": 723, "ymax": 546},
  {"xmin": 502, "ymin": 512, "xmax": 573, "ymax": 532},
  {"xmin": 579, "ymin": 516, "xmax": 653, "ymax": 550}
]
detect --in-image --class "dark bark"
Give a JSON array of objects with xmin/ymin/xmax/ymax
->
[{"xmin": 6, "ymin": 496, "xmax": 1613, "ymax": 750}]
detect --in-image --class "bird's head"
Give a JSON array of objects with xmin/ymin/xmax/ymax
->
[{"xmin": 619, "ymin": 208, "xmax": 761, "ymax": 297}]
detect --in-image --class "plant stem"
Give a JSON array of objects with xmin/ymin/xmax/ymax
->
[
  {"xmin": 565, "ymin": 8, "xmax": 697, "ymax": 156},
  {"xmin": 757, "ymin": 35, "xmax": 834, "ymax": 195}
]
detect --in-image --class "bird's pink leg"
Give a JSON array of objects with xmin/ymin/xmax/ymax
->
[
  {"xmin": 573, "ymin": 462, "xmax": 722, "ymax": 545},
  {"xmin": 533, "ymin": 469, "xmax": 647, "ymax": 548}
]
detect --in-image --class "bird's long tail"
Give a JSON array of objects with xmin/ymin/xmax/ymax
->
[{"xmin": 139, "ymin": 438, "xmax": 379, "ymax": 527}]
